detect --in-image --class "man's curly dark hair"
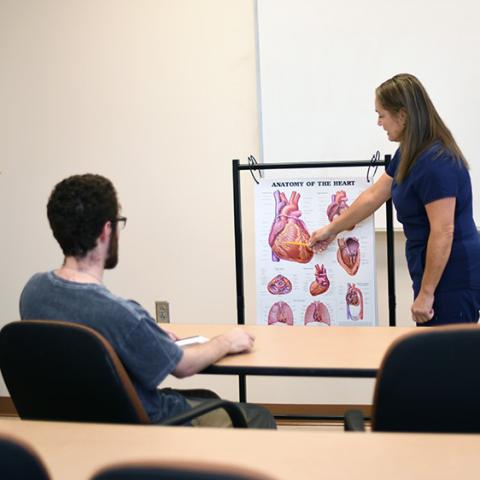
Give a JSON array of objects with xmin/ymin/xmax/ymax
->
[{"xmin": 47, "ymin": 174, "xmax": 119, "ymax": 257}]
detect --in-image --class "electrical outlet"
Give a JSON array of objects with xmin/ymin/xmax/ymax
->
[{"xmin": 155, "ymin": 301, "xmax": 170, "ymax": 323}]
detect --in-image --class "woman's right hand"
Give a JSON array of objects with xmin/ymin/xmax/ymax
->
[{"xmin": 308, "ymin": 224, "xmax": 337, "ymax": 252}]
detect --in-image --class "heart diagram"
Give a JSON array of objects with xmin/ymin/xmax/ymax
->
[
  {"xmin": 257, "ymin": 180, "xmax": 375, "ymax": 327},
  {"xmin": 267, "ymin": 274, "xmax": 292, "ymax": 295},
  {"xmin": 346, "ymin": 283, "xmax": 364, "ymax": 321},
  {"xmin": 268, "ymin": 190, "xmax": 313, "ymax": 264},
  {"xmin": 309, "ymin": 264, "xmax": 330, "ymax": 296},
  {"xmin": 337, "ymin": 237, "xmax": 360, "ymax": 275},
  {"xmin": 326, "ymin": 191, "xmax": 355, "ymax": 230}
]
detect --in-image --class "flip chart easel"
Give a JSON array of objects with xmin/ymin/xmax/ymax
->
[{"xmin": 232, "ymin": 157, "xmax": 396, "ymax": 403}]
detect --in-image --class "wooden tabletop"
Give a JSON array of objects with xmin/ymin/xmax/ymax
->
[
  {"xmin": 168, "ymin": 324, "xmax": 418, "ymax": 376},
  {"xmin": 1, "ymin": 419, "xmax": 479, "ymax": 480}
]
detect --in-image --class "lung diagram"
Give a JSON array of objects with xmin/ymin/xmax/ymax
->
[
  {"xmin": 304, "ymin": 301, "xmax": 331, "ymax": 326},
  {"xmin": 268, "ymin": 301, "xmax": 294, "ymax": 326},
  {"xmin": 268, "ymin": 190, "xmax": 313, "ymax": 264}
]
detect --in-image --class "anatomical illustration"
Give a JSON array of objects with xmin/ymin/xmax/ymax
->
[
  {"xmin": 309, "ymin": 264, "xmax": 330, "ymax": 296},
  {"xmin": 337, "ymin": 237, "xmax": 360, "ymax": 276},
  {"xmin": 268, "ymin": 190, "xmax": 313, "ymax": 264},
  {"xmin": 256, "ymin": 178, "xmax": 376, "ymax": 327},
  {"xmin": 267, "ymin": 274, "xmax": 292, "ymax": 295},
  {"xmin": 304, "ymin": 301, "xmax": 331, "ymax": 326},
  {"xmin": 268, "ymin": 301, "xmax": 294, "ymax": 325},
  {"xmin": 327, "ymin": 191, "xmax": 354, "ymax": 229},
  {"xmin": 346, "ymin": 283, "xmax": 364, "ymax": 321}
]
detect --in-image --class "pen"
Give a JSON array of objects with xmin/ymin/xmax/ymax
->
[{"xmin": 285, "ymin": 241, "xmax": 310, "ymax": 247}]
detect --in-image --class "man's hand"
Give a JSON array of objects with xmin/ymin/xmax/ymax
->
[
  {"xmin": 172, "ymin": 327, "xmax": 255, "ymax": 378},
  {"xmin": 308, "ymin": 225, "xmax": 336, "ymax": 252},
  {"xmin": 411, "ymin": 291, "xmax": 435, "ymax": 324},
  {"xmin": 222, "ymin": 328, "xmax": 255, "ymax": 354}
]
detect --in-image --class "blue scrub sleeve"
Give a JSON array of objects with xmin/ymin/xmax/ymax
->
[
  {"xmin": 385, "ymin": 149, "xmax": 400, "ymax": 178},
  {"xmin": 415, "ymin": 158, "xmax": 459, "ymax": 206}
]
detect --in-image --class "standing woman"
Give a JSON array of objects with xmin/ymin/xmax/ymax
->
[{"xmin": 309, "ymin": 73, "xmax": 480, "ymax": 326}]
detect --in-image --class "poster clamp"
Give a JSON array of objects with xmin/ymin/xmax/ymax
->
[{"xmin": 232, "ymin": 156, "xmax": 396, "ymax": 402}]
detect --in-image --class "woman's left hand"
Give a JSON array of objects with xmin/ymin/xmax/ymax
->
[{"xmin": 411, "ymin": 291, "xmax": 435, "ymax": 324}]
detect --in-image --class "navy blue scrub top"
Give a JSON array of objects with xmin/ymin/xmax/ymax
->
[{"xmin": 386, "ymin": 142, "xmax": 480, "ymax": 295}]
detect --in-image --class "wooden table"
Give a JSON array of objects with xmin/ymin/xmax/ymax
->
[
  {"xmin": 1, "ymin": 419, "xmax": 479, "ymax": 480},
  {"xmin": 169, "ymin": 324, "xmax": 417, "ymax": 377},
  {"xmin": 169, "ymin": 325, "xmax": 418, "ymax": 403}
]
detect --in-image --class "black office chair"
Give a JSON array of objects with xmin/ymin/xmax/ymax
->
[
  {"xmin": 0, "ymin": 433, "xmax": 51, "ymax": 480},
  {"xmin": 0, "ymin": 320, "xmax": 247, "ymax": 427},
  {"xmin": 344, "ymin": 324, "xmax": 480, "ymax": 433},
  {"xmin": 91, "ymin": 460, "xmax": 275, "ymax": 480}
]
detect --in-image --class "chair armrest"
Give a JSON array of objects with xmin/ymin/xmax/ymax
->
[
  {"xmin": 344, "ymin": 409, "xmax": 366, "ymax": 431},
  {"xmin": 161, "ymin": 399, "xmax": 248, "ymax": 428}
]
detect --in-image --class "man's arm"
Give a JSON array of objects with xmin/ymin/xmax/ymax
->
[{"xmin": 172, "ymin": 328, "xmax": 255, "ymax": 378}]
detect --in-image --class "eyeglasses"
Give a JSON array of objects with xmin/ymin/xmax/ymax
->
[{"xmin": 116, "ymin": 216, "xmax": 127, "ymax": 230}]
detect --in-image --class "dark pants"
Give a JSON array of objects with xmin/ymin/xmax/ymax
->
[
  {"xmin": 417, "ymin": 289, "xmax": 480, "ymax": 327},
  {"xmin": 174, "ymin": 389, "xmax": 277, "ymax": 429}
]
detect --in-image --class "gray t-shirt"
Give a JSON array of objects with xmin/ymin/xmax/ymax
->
[{"xmin": 19, "ymin": 271, "xmax": 189, "ymax": 423}]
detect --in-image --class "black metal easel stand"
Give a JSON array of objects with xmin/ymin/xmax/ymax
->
[{"xmin": 232, "ymin": 158, "xmax": 396, "ymax": 402}]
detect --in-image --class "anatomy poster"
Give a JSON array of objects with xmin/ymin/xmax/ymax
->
[{"xmin": 255, "ymin": 177, "xmax": 377, "ymax": 327}]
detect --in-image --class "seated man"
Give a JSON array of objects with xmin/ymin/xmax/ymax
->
[{"xmin": 20, "ymin": 174, "xmax": 276, "ymax": 429}]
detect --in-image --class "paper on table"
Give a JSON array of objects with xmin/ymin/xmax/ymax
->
[{"xmin": 175, "ymin": 335, "xmax": 209, "ymax": 347}]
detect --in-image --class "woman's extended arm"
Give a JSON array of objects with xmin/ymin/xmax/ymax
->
[
  {"xmin": 309, "ymin": 173, "xmax": 393, "ymax": 250},
  {"xmin": 411, "ymin": 197, "xmax": 456, "ymax": 324}
]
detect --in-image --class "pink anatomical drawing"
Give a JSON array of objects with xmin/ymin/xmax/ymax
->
[
  {"xmin": 256, "ymin": 178, "xmax": 377, "ymax": 327},
  {"xmin": 346, "ymin": 283, "xmax": 364, "ymax": 321},
  {"xmin": 304, "ymin": 301, "xmax": 331, "ymax": 326},
  {"xmin": 309, "ymin": 264, "xmax": 330, "ymax": 296},
  {"xmin": 267, "ymin": 274, "xmax": 292, "ymax": 295},
  {"xmin": 337, "ymin": 237, "xmax": 360, "ymax": 276},
  {"xmin": 268, "ymin": 301, "xmax": 294, "ymax": 325},
  {"xmin": 268, "ymin": 191, "xmax": 313, "ymax": 264},
  {"xmin": 327, "ymin": 191, "xmax": 354, "ymax": 229}
]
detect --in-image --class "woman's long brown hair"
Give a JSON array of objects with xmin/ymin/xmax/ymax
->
[{"xmin": 376, "ymin": 73, "xmax": 468, "ymax": 183}]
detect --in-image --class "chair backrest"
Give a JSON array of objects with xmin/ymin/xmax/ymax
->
[
  {"xmin": 0, "ymin": 320, "xmax": 150, "ymax": 424},
  {"xmin": 0, "ymin": 433, "xmax": 51, "ymax": 480},
  {"xmin": 91, "ymin": 461, "xmax": 275, "ymax": 480},
  {"xmin": 372, "ymin": 324, "xmax": 480, "ymax": 433}
]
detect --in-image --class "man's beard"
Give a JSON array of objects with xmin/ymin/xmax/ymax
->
[{"xmin": 104, "ymin": 231, "xmax": 119, "ymax": 269}]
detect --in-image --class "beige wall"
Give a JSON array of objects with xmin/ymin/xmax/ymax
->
[{"xmin": 0, "ymin": 0, "xmax": 413, "ymax": 402}]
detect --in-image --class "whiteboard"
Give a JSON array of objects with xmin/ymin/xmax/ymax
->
[{"xmin": 255, "ymin": 0, "xmax": 480, "ymax": 228}]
